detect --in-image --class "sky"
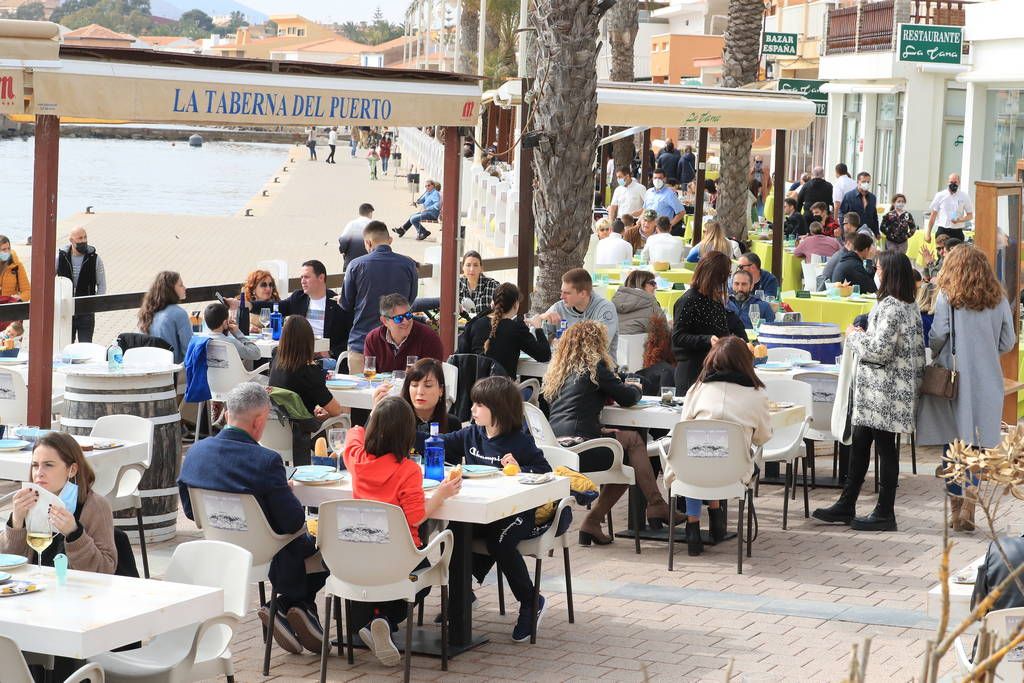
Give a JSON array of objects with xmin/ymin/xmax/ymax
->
[{"xmin": 243, "ymin": 0, "xmax": 409, "ymax": 24}]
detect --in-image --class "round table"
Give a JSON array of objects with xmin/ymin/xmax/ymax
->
[
  {"xmin": 781, "ymin": 291, "xmax": 876, "ymax": 330},
  {"xmin": 59, "ymin": 363, "xmax": 182, "ymax": 543}
]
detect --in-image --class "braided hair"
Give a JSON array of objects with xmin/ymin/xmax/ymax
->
[{"xmin": 484, "ymin": 282, "xmax": 520, "ymax": 353}]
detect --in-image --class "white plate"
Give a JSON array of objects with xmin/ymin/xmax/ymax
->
[
  {"xmin": 0, "ymin": 440, "xmax": 30, "ymax": 452},
  {"xmin": 0, "ymin": 357, "xmax": 24, "ymax": 365},
  {"xmin": 0, "ymin": 580, "xmax": 43, "ymax": 597},
  {"xmin": 758, "ymin": 366, "xmax": 791, "ymax": 372},
  {"xmin": 0, "ymin": 555, "xmax": 27, "ymax": 569}
]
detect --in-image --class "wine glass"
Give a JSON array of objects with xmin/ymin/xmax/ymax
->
[
  {"xmin": 259, "ymin": 309, "xmax": 271, "ymax": 337},
  {"xmin": 363, "ymin": 356, "xmax": 377, "ymax": 382},
  {"xmin": 327, "ymin": 427, "xmax": 347, "ymax": 471},
  {"xmin": 749, "ymin": 306, "xmax": 761, "ymax": 335},
  {"xmin": 405, "ymin": 355, "xmax": 418, "ymax": 372},
  {"xmin": 26, "ymin": 509, "xmax": 53, "ymax": 574}
]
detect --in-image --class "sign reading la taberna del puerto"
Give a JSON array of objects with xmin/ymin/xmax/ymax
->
[
  {"xmin": 762, "ymin": 32, "xmax": 798, "ymax": 57},
  {"xmin": 898, "ymin": 24, "xmax": 962, "ymax": 64},
  {"xmin": 0, "ymin": 69, "xmax": 24, "ymax": 115},
  {"xmin": 778, "ymin": 78, "xmax": 828, "ymax": 117}
]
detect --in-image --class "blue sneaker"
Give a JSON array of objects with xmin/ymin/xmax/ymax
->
[{"xmin": 512, "ymin": 595, "xmax": 545, "ymax": 642}]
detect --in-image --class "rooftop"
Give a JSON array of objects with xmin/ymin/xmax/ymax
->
[{"xmin": 63, "ymin": 23, "xmax": 135, "ymax": 42}]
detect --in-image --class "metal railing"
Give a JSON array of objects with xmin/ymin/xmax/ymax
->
[{"xmin": 823, "ymin": 0, "xmax": 975, "ymax": 56}]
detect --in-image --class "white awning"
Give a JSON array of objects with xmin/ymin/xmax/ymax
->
[
  {"xmin": 956, "ymin": 69, "xmax": 1024, "ymax": 84},
  {"xmin": 819, "ymin": 82, "xmax": 903, "ymax": 95}
]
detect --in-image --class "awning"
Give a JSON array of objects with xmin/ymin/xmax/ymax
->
[
  {"xmin": 956, "ymin": 68, "xmax": 1024, "ymax": 84},
  {"xmin": 819, "ymin": 82, "xmax": 902, "ymax": 95}
]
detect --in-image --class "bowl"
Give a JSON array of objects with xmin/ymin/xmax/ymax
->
[
  {"xmin": 15, "ymin": 428, "xmax": 53, "ymax": 444},
  {"xmin": 835, "ymin": 284, "xmax": 853, "ymax": 297},
  {"xmin": 652, "ymin": 260, "xmax": 670, "ymax": 272}
]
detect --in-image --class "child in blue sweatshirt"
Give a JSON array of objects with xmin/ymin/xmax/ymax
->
[{"xmin": 440, "ymin": 376, "xmax": 552, "ymax": 642}]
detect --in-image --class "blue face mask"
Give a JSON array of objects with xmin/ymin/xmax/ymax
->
[
  {"xmin": 0, "ymin": 253, "xmax": 10, "ymax": 262},
  {"xmin": 617, "ymin": 177, "xmax": 626, "ymax": 187},
  {"xmin": 58, "ymin": 480, "xmax": 78, "ymax": 512}
]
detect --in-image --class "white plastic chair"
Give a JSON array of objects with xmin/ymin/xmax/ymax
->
[
  {"xmin": 256, "ymin": 259, "xmax": 289, "ymax": 302},
  {"xmin": 89, "ymin": 540, "xmax": 251, "ymax": 683},
  {"xmin": 615, "ymin": 334, "xmax": 647, "ymax": 373},
  {"xmin": 187, "ymin": 488, "xmax": 306, "ymax": 677},
  {"xmin": 441, "ymin": 361, "xmax": 458, "ymax": 410},
  {"xmin": 522, "ymin": 403, "xmax": 641, "ymax": 553},
  {"xmin": 1, "ymin": 635, "xmax": 104, "ymax": 683},
  {"xmin": 954, "ymin": 606, "xmax": 1024, "ymax": 681},
  {"xmin": 517, "ymin": 378, "xmax": 540, "ymax": 406},
  {"xmin": 257, "ymin": 416, "xmax": 294, "ymax": 467},
  {"xmin": 759, "ymin": 379, "xmax": 813, "ymax": 530},
  {"xmin": 62, "ymin": 342, "xmax": 107, "ymax": 363},
  {"xmin": 765, "ymin": 347, "xmax": 811, "ymax": 363},
  {"xmin": 206, "ymin": 340, "xmax": 270, "ymax": 401},
  {"xmin": 0, "ymin": 367, "xmax": 27, "ymax": 425},
  {"xmin": 316, "ymin": 499, "xmax": 454, "ymax": 683},
  {"xmin": 123, "ymin": 347, "xmax": 173, "ymax": 365},
  {"xmin": 661, "ymin": 419, "xmax": 756, "ymax": 574},
  {"xmin": 90, "ymin": 415, "xmax": 154, "ymax": 578},
  {"xmin": 792, "ymin": 370, "xmax": 844, "ymax": 482}
]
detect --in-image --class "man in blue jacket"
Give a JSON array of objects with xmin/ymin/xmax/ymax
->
[
  {"xmin": 178, "ymin": 382, "xmax": 327, "ymax": 656},
  {"xmin": 839, "ymin": 171, "xmax": 879, "ymax": 237},
  {"xmin": 342, "ymin": 220, "xmax": 418, "ymax": 373},
  {"xmin": 728, "ymin": 269, "xmax": 775, "ymax": 328},
  {"xmin": 395, "ymin": 178, "xmax": 442, "ymax": 240}
]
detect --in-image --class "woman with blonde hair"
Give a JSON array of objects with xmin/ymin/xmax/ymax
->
[
  {"xmin": 684, "ymin": 219, "xmax": 741, "ymax": 262},
  {"xmin": 543, "ymin": 320, "xmax": 680, "ymax": 545},
  {"xmin": 917, "ymin": 245, "xmax": 1015, "ymax": 531}
]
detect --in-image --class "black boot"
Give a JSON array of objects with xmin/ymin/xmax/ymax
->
[
  {"xmin": 685, "ymin": 521, "xmax": 703, "ymax": 556},
  {"xmin": 812, "ymin": 483, "xmax": 860, "ymax": 525},
  {"xmin": 851, "ymin": 487, "xmax": 897, "ymax": 532},
  {"xmin": 708, "ymin": 506, "xmax": 727, "ymax": 543}
]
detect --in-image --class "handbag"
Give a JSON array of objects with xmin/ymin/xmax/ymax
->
[{"xmin": 921, "ymin": 307, "xmax": 957, "ymax": 399}]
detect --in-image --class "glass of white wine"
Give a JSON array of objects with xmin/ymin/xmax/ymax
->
[
  {"xmin": 26, "ymin": 511, "xmax": 53, "ymax": 574},
  {"xmin": 259, "ymin": 309, "xmax": 271, "ymax": 338}
]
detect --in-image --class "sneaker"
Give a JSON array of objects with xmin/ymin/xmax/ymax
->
[
  {"xmin": 433, "ymin": 591, "xmax": 477, "ymax": 624},
  {"xmin": 393, "ymin": 226, "xmax": 407, "ymax": 238},
  {"xmin": 359, "ymin": 617, "xmax": 401, "ymax": 666},
  {"xmin": 512, "ymin": 595, "xmax": 546, "ymax": 642},
  {"xmin": 286, "ymin": 606, "xmax": 324, "ymax": 653},
  {"xmin": 258, "ymin": 606, "xmax": 302, "ymax": 655},
  {"xmin": 415, "ymin": 229, "xmax": 432, "ymax": 241}
]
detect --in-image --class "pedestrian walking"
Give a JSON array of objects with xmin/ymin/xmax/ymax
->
[
  {"xmin": 325, "ymin": 126, "xmax": 337, "ymax": 164},
  {"xmin": 305, "ymin": 126, "xmax": 317, "ymax": 161}
]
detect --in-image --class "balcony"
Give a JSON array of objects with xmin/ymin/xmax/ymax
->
[{"xmin": 823, "ymin": 0, "xmax": 975, "ymax": 56}]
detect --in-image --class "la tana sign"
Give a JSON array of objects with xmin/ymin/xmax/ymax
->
[
  {"xmin": 778, "ymin": 78, "xmax": 828, "ymax": 117},
  {"xmin": 898, "ymin": 24, "xmax": 962, "ymax": 64}
]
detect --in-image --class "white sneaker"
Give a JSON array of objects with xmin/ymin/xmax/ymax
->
[{"xmin": 359, "ymin": 617, "xmax": 401, "ymax": 666}]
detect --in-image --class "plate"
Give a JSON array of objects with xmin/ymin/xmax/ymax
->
[
  {"xmin": 422, "ymin": 479, "xmax": 441, "ymax": 490},
  {"xmin": 294, "ymin": 471, "xmax": 344, "ymax": 485},
  {"xmin": 769, "ymin": 401, "xmax": 795, "ymax": 410},
  {"xmin": 326, "ymin": 379, "xmax": 359, "ymax": 390},
  {"xmin": 810, "ymin": 365, "xmax": 840, "ymax": 373},
  {"xmin": 791, "ymin": 359, "xmax": 818, "ymax": 366},
  {"xmin": 0, "ymin": 439, "xmax": 29, "ymax": 452},
  {"xmin": 0, "ymin": 357, "xmax": 25, "ymax": 365},
  {"xmin": 462, "ymin": 464, "xmax": 500, "ymax": 478},
  {"xmin": 0, "ymin": 580, "xmax": 43, "ymax": 597},
  {"xmin": 759, "ymin": 363, "xmax": 791, "ymax": 371},
  {"xmin": 295, "ymin": 465, "xmax": 336, "ymax": 475},
  {"xmin": 953, "ymin": 570, "xmax": 977, "ymax": 585},
  {"xmin": 0, "ymin": 555, "xmax": 27, "ymax": 569},
  {"xmin": 0, "ymin": 572, "xmax": 11, "ymax": 584},
  {"xmin": 519, "ymin": 473, "xmax": 556, "ymax": 485}
]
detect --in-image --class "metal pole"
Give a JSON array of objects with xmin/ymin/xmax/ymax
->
[
  {"xmin": 28, "ymin": 115, "xmax": 59, "ymax": 428},
  {"xmin": 440, "ymin": 127, "xmax": 462, "ymax": 355},
  {"xmin": 693, "ymin": 127, "xmax": 709, "ymax": 243},
  {"xmin": 772, "ymin": 129, "xmax": 787, "ymax": 286}
]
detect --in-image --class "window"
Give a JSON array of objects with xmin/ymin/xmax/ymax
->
[
  {"xmin": 787, "ymin": 116, "xmax": 827, "ymax": 184},
  {"xmin": 841, "ymin": 94, "xmax": 862, "ymax": 173},
  {"xmin": 984, "ymin": 89, "xmax": 1024, "ymax": 181},
  {"xmin": 873, "ymin": 92, "xmax": 903, "ymax": 202},
  {"xmin": 940, "ymin": 88, "xmax": 966, "ymax": 183},
  {"xmin": 298, "ymin": 28, "xmax": 305, "ymax": 36}
]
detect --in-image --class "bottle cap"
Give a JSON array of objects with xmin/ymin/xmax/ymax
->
[{"xmin": 429, "ymin": 422, "xmax": 439, "ymax": 436}]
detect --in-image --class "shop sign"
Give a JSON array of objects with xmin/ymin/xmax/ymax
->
[
  {"xmin": 778, "ymin": 78, "xmax": 828, "ymax": 117},
  {"xmin": 898, "ymin": 24, "xmax": 962, "ymax": 64},
  {"xmin": 762, "ymin": 32, "xmax": 798, "ymax": 57},
  {"xmin": 0, "ymin": 69, "xmax": 24, "ymax": 114}
]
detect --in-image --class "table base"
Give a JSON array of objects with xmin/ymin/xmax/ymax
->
[
  {"xmin": 615, "ymin": 527, "xmax": 737, "ymax": 545},
  {"xmin": 331, "ymin": 629, "xmax": 489, "ymax": 659}
]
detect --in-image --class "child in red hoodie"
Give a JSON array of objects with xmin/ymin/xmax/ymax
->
[{"xmin": 342, "ymin": 396, "xmax": 460, "ymax": 666}]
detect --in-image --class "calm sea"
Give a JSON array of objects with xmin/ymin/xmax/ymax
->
[{"xmin": 0, "ymin": 137, "xmax": 289, "ymax": 242}]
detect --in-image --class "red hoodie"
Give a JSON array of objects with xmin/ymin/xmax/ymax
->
[{"xmin": 342, "ymin": 427, "xmax": 425, "ymax": 546}]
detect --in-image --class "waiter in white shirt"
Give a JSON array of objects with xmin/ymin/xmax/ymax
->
[
  {"xmin": 607, "ymin": 165, "xmax": 646, "ymax": 222},
  {"xmin": 832, "ymin": 163, "xmax": 857, "ymax": 219},
  {"xmin": 926, "ymin": 173, "xmax": 973, "ymax": 242}
]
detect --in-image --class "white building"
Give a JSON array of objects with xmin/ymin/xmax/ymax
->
[{"xmin": 596, "ymin": 8, "xmax": 666, "ymax": 82}]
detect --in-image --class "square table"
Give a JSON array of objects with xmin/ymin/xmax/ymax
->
[
  {"xmin": 0, "ymin": 565, "xmax": 222, "ymax": 659},
  {"xmin": 782, "ymin": 291, "xmax": 876, "ymax": 330},
  {"xmin": 252, "ymin": 336, "xmax": 330, "ymax": 359},
  {"xmin": 0, "ymin": 436, "xmax": 147, "ymax": 483},
  {"xmin": 293, "ymin": 472, "xmax": 569, "ymax": 654},
  {"xmin": 600, "ymin": 398, "xmax": 805, "ymax": 431}
]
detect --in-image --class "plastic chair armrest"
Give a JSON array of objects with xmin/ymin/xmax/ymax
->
[
  {"xmin": 64, "ymin": 663, "xmax": 106, "ymax": 683},
  {"xmin": 953, "ymin": 634, "xmax": 972, "ymax": 675},
  {"xmin": 416, "ymin": 528, "xmax": 455, "ymax": 580},
  {"xmin": 185, "ymin": 614, "xmax": 241, "ymax": 668},
  {"xmin": 570, "ymin": 437, "xmax": 625, "ymax": 474}
]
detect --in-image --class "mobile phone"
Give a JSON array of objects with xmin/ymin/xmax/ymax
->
[
  {"xmin": 215, "ymin": 292, "xmax": 226, "ymax": 306},
  {"xmin": 285, "ymin": 466, "xmax": 297, "ymax": 480}
]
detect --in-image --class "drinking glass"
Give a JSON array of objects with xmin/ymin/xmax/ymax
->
[
  {"xmin": 625, "ymin": 374, "xmax": 642, "ymax": 392},
  {"xmin": 660, "ymin": 386, "xmax": 676, "ymax": 406},
  {"xmin": 754, "ymin": 289, "xmax": 765, "ymax": 302},
  {"xmin": 851, "ymin": 284, "xmax": 861, "ymax": 299},
  {"xmin": 391, "ymin": 370, "xmax": 407, "ymax": 396},
  {"xmin": 748, "ymin": 306, "xmax": 761, "ymax": 334},
  {"xmin": 26, "ymin": 511, "xmax": 53, "ymax": 573},
  {"xmin": 405, "ymin": 355, "xmax": 419, "ymax": 372},
  {"xmin": 327, "ymin": 427, "xmax": 347, "ymax": 471},
  {"xmin": 363, "ymin": 356, "xmax": 377, "ymax": 381},
  {"xmin": 259, "ymin": 309, "xmax": 271, "ymax": 338}
]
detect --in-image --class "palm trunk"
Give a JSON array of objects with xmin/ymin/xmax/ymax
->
[
  {"xmin": 606, "ymin": 0, "xmax": 639, "ymax": 171},
  {"xmin": 717, "ymin": 0, "xmax": 764, "ymax": 240},
  {"xmin": 458, "ymin": 0, "xmax": 480, "ymax": 73},
  {"xmin": 531, "ymin": 0, "xmax": 601, "ymax": 313}
]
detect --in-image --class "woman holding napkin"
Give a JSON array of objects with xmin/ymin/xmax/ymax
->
[{"xmin": 2, "ymin": 432, "xmax": 116, "ymax": 574}]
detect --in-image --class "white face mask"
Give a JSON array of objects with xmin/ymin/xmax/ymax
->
[
  {"xmin": 894, "ymin": 202, "xmax": 906, "ymax": 211},
  {"xmin": 859, "ymin": 182, "xmax": 871, "ymax": 192},
  {"xmin": 653, "ymin": 178, "xmax": 665, "ymax": 190},
  {"xmin": 617, "ymin": 177, "xmax": 626, "ymax": 187},
  {"xmin": 874, "ymin": 273, "xmax": 882, "ymax": 290}
]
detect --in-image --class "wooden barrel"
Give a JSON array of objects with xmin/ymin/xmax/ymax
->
[
  {"xmin": 757, "ymin": 322, "xmax": 843, "ymax": 364},
  {"xmin": 60, "ymin": 366, "xmax": 181, "ymax": 544}
]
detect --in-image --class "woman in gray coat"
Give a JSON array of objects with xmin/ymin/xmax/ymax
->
[
  {"xmin": 612, "ymin": 270, "xmax": 665, "ymax": 335},
  {"xmin": 916, "ymin": 245, "xmax": 1015, "ymax": 530},
  {"xmin": 813, "ymin": 251, "xmax": 925, "ymax": 532}
]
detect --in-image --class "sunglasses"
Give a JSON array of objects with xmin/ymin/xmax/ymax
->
[
  {"xmin": 386, "ymin": 311, "xmax": 414, "ymax": 324},
  {"xmin": 257, "ymin": 281, "xmax": 273, "ymax": 288},
  {"xmin": 644, "ymin": 280, "xmax": 657, "ymax": 288}
]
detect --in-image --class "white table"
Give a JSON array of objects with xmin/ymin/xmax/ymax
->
[
  {"xmin": 295, "ymin": 472, "xmax": 568, "ymax": 653},
  {"xmin": 0, "ymin": 565, "xmax": 222, "ymax": 659},
  {"xmin": 517, "ymin": 358, "xmax": 549, "ymax": 378},
  {"xmin": 600, "ymin": 397, "xmax": 806, "ymax": 431},
  {"xmin": 326, "ymin": 376, "xmax": 377, "ymax": 410},
  {"xmin": 927, "ymin": 554, "xmax": 985, "ymax": 621},
  {"xmin": 0, "ymin": 436, "xmax": 146, "ymax": 483},
  {"xmin": 252, "ymin": 336, "xmax": 329, "ymax": 359}
]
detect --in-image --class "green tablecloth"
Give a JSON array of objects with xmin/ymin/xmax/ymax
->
[
  {"xmin": 749, "ymin": 238, "xmax": 804, "ymax": 291},
  {"xmin": 782, "ymin": 291, "xmax": 876, "ymax": 330}
]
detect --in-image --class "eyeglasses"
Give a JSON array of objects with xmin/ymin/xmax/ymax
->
[
  {"xmin": 257, "ymin": 281, "xmax": 273, "ymax": 288},
  {"xmin": 387, "ymin": 311, "xmax": 415, "ymax": 324},
  {"xmin": 737, "ymin": 263, "xmax": 752, "ymax": 270}
]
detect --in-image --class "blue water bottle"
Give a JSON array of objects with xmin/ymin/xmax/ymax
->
[
  {"xmin": 106, "ymin": 339, "xmax": 123, "ymax": 371},
  {"xmin": 270, "ymin": 303, "xmax": 283, "ymax": 341},
  {"xmin": 424, "ymin": 422, "xmax": 445, "ymax": 483},
  {"xmin": 556, "ymin": 320, "xmax": 568, "ymax": 339}
]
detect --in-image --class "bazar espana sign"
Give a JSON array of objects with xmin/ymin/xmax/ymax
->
[
  {"xmin": 762, "ymin": 32, "xmax": 798, "ymax": 57},
  {"xmin": 172, "ymin": 87, "xmax": 393, "ymax": 121},
  {"xmin": 898, "ymin": 24, "xmax": 962, "ymax": 64},
  {"xmin": 778, "ymin": 78, "xmax": 828, "ymax": 117}
]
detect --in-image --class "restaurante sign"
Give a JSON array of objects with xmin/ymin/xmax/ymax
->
[{"xmin": 898, "ymin": 24, "xmax": 962, "ymax": 64}]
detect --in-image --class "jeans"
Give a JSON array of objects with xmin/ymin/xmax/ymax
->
[
  {"xmin": 684, "ymin": 498, "xmax": 704, "ymax": 517},
  {"xmin": 408, "ymin": 210, "xmax": 439, "ymax": 235},
  {"xmin": 71, "ymin": 313, "xmax": 95, "ymax": 343},
  {"xmin": 381, "ymin": 156, "xmax": 389, "ymax": 173},
  {"xmin": 350, "ymin": 138, "xmax": 358, "ymax": 156},
  {"xmin": 472, "ymin": 509, "xmax": 538, "ymax": 604}
]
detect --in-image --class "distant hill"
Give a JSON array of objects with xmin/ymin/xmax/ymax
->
[{"xmin": 145, "ymin": 0, "xmax": 268, "ymax": 23}]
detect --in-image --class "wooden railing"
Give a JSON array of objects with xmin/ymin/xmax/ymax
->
[{"xmin": 824, "ymin": 0, "xmax": 976, "ymax": 56}]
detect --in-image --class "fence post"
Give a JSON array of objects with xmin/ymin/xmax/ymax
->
[{"xmin": 854, "ymin": 0, "xmax": 863, "ymax": 53}]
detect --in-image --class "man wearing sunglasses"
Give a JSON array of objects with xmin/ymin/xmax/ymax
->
[{"xmin": 361, "ymin": 293, "xmax": 443, "ymax": 372}]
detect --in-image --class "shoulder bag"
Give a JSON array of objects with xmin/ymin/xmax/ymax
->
[{"xmin": 920, "ymin": 306, "xmax": 957, "ymax": 399}]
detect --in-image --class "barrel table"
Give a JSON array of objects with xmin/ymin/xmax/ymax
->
[
  {"xmin": 59, "ymin": 363, "xmax": 182, "ymax": 543},
  {"xmin": 756, "ymin": 321, "xmax": 843, "ymax": 364}
]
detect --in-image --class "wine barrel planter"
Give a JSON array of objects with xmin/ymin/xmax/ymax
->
[{"xmin": 60, "ymin": 365, "xmax": 182, "ymax": 544}]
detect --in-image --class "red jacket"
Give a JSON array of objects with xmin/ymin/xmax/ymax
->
[
  {"xmin": 361, "ymin": 320, "xmax": 444, "ymax": 373},
  {"xmin": 342, "ymin": 427, "xmax": 424, "ymax": 546}
]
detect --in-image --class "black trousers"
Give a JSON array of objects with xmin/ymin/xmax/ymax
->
[
  {"xmin": 472, "ymin": 509, "xmax": 538, "ymax": 604},
  {"xmin": 849, "ymin": 425, "xmax": 899, "ymax": 491},
  {"xmin": 326, "ymin": 144, "xmax": 336, "ymax": 163},
  {"xmin": 349, "ymin": 559, "xmax": 430, "ymax": 630},
  {"xmin": 72, "ymin": 313, "xmax": 95, "ymax": 343}
]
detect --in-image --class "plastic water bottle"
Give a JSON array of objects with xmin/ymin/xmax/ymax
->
[
  {"xmin": 270, "ymin": 303, "xmax": 283, "ymax": 341},
  {"xmin": 556, "ymin": 320, "xmax": 568, "ymax": 339},
  {"xmin": 106, "ymin": 340, "xmax": 123, "ymax": 371},
  {"xmin": 424, "ymin": 423, "xmax": 445, "ymax": 483}
]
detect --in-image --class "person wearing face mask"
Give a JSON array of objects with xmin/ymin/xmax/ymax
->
[
  {"xmin": 0, "ymin": 235, "xmax": 30, "ymax": 306},
  {"xmin": 56, "ymin": 226, "xmax": 106, "ymax": 342},
  {"xmin": 642, "ymin": 169, "xmax": 686, "ymax": 231},
  {"xmin": 607, "ymin": 165, "xmax": 646, "ymax": 222},
  {"xmin": 926, "ymin": 173, "xmax": 974, "ymax": 243},
  {"xmin": 879, "ymin": 193, "xmax": 917, "ymax": 254},
  {"xmin": 4, "ymin": 432, "xmax": 116, "ymax": 574},
  {"xmin": 838, "ymin": 171, "xmax": 879, "ymax": 237},
  {"xmin": 810, "ymin": 201, "xmax": 840, "ymax": 238}
]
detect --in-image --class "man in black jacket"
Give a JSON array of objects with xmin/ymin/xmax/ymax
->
[
  {"xmin": 831, "ymin": 232, "xmax": 877, "ymax": 293},
  {"xmin": 56, "ymin": 227, "xmax": 106, "ymax": 343},
  {"xmin": 285, "ymin": 259, "xmax": 352, "ymax": 363},
  {"xmin": 796, "ymin": 166, "xmax": 834, "ymax": 225}
]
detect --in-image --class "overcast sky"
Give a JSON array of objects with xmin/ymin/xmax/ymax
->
[{"xmin": 244, "ymin": 0, "xmax": 409, "ymax": 24}]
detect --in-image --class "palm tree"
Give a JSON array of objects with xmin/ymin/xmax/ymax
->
[
  {"xmin": 530, "ymin": 0, "xmax": 602, "ymax": 311},
  {"xmin": 605, "ymin": 0, "xmax": 639, "ymax": 171},
  {"xmin": 717, "ymin": 0, "xmax": 764, "ymax": 240},
  {"xmin": 457, "ymin": 0, "xmax": 480, "ymax": 73}
]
